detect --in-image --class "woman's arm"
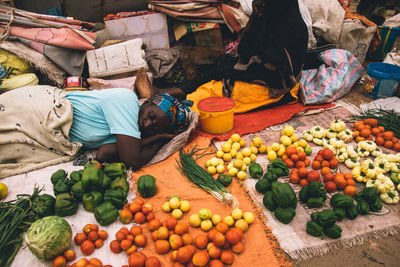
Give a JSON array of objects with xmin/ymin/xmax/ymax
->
[{"xmin": 96, "ymin": 133, "xmax": 174, "ymax": 169}]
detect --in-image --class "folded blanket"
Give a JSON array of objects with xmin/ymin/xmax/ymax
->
[{"xmin": 0, "ymin": 85, "xmax": 82, "ymax": 178}]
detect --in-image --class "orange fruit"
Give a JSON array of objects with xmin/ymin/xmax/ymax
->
[
  {"xmin": 284, "ymin": 159, "xmax": 294, "ymax": 168},
  {"xmin": 383, "ymin": 131, "xmax": 394, "ymax": 140},
  {"xmin": 299, "ymin": 178, "xmax": 309, "ymax": 187},
  {"xmin": 375, "ymin": 136, "xmax": 384, "ymax": 145},
  {"xmin": 289, "ymin": 174, "xmax": 300, "ymax": 184},
  {"xmin": 304, "ymin": 158, "xmax": 311, "ymax": 167},
  {"xmin": 295, "ymin": 160, "xmax": 305, "ymax": 169},
  {"xmin": 307, "ymin": 170, "xmax": 320, "ymax": 182},
  {"xmin": 325, "ymin": 181, "xmax": 337, "ymax": 192},
  {"xmin": 322, "ymin": 149, "xmax": 334, "ymax": 160},
  {"xmin": 298, "ymin": 167, "xmax": 308, "ymax": 178},
  {"xmin": 343, "ymin": 173, "xmax": 353, "ymax": 180},
  {"xmin": 384, "ymin": 140, "xmax": 394, "ymax": 149},
  {"xmin": 378, "ymin": 126, "xmax": 385, "ymax": 132},
  {"xmin": 344, "ymin": 185, "xmax": 357, "ymax": 196},
  {"xmin": 321, "ymin": 167, "xmax": 332, "ymax": 177},
  {"xmin": 329, "ymin": 158, "xmax": 339, "ymax": 169},
  {"xmin": 311, "ymin": 161, "xmax": 321, "ymax": 170},
  {"xmin": 371, "ymin": 127, "xmax": 380, "ymax": 136},
  {"xmin": 323, "ymin": 172, "xmax": 334, "ymax": 182},
  {"xmin": 346, "ymin": 179, "xmax": 356, "ymax": 186}
]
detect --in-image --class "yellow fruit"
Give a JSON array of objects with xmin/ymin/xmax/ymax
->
[
  {"xmin": 172, "ymin": 209, "xmax": 183, "ymax": 219},
  {"xmin": 162, "ymin": 202, "xmax": 171, "ymax": 212},
  {"xmin": 189, "ymin": 214, "xmax": 201, "ymax": 227},
  {"xmin": 227, "ymin": 138, "xmax": 233, "ymax": 144},
  {"xmin": 207, "ymin": 166, "xmax": 217, "ymax": 175},
  {"xmin": 227, "ymin": 163, "xmax": 234, "ymax": 170},
  {"xmin": 223, "ymin": 153, "xmax": 232, "ymax": 162},
  {"xmin": 216, "ymin": 150, "xmax": 224, "ymax": 158},
  {"xmin": 267, "ymin": 150, "xmax": 277, "ymax": 161},
  {"xmin": 258, "ymin": 144, "xmax": 267, "ymax": 153},
  {"xmin": 243, "ymin": 212, "xmax": 255, "ymax": 224},
  {"xmin": 236, "ymin": 152, "xmax": 244, "ymax": 160},
  {"xmin": 216, "ymin": 164, "xmax": 225, "ymax": 173},
  {"xmin": 292, "ymin": 141, "xmax": 299, "ymax": 147},
  {"xmin": 296, "ymin": 146, "xmax": 304, "ymax": 152},
  {"xmin": 250, "ymin": 146, "xmax": 258, "ymax": 154},
  {"xmin": 298, "ymin": 139, "xmax": 308, "ymax": 147},
  {"xmin": 267, "ymin": 146, "xmax": 273, "ymax": 152},
  {"xmin": 271, "ymin": 142, "xmax": 280, "ymax": 151},
  {"xmin": 239, "ymin": 138, "xmax": 246, "ymax": 147},
  {"xmin": 230, "ymin": 148, "xmax": 238, "ymax": 158},
  {"xmin": 290, "ymin": 134, "xmax": 298, "ymax": 142},
  {"xmin": 252, "ymin": 137, "xmax": 263, "ymax": 147},
  {"xmin": 277, "ymin": 147, "xmax": 286, "ymax": 157},
  {"xmin": 231, "ymin": 133, "xmax": 241, "ymax": 143},
  {"xmin": 233, "ymin": 159, "xmax": 243, "ymax": 169},
  {"xmin": 235, "ymin": 219, "xmax": 249, "ymax": 232},
  {"xmin": 0, "ymin": 182, "xmax": 8, "ymax": 200},
  {"xmin": 228, "ymin": 167, "xmax": 238, "ymax": 177},
  {"xmin": 242, "ymin": 148, "xmax": 251, "ymax": 157},
  {"xmin": 250, "ymin": 154, "xmax": 257, "ymax": 162},
  {"xmin": 210, "ymin": 157, "xmax": 220, "ymax": 166},
  {"xmin": 199, "ymin": 208, "xmax": 212, "ymax": 220},
  {"xmin": 283, "ymin": 125, "xmax": 295, "ymax": 136},
  {"xmin": 218, "ymin": 158, "xmax": 224, "ymax": 165},
  {"xmin": 221, "ymin": 142, "xmax": 231, "ymax": 153},
  {"xmin": 241, "ymin": 164, "xmax": 247, "ymax": 172},
  {"xmin": 200, "ymin": 220, "xmax": 213, "ymax": 231},
  {"xmin": 211, "ymin": 214, "xmax": 221, "ymax": 225},
  {"xmin": 243, "ymin": 157, "xmax": 251, "ymax": 165},
  {"xmin": 237, "ymin": 171, "xmax": 247, "ymax": 180},
  {"xmin": 180, "ymin": 200, "xmax": 191, "ymax": 212},
  {"xmin": 232, "ymin": 208, "xmax": 243, "ymax": 220},
  {"xmin": 224, "ymin": 216, "xmax": 235, "ymax": 226},
  {"xmin": 169, "ymin": 197, "xmax": 181, "ymax": 209},
  {"xmin": 232, "ymin": 142, "xmax": 241, "ymax": 151},
  {"xmin": 205, "ymin": 160, "xmax": 211, "ymax": 168},
  {"xmin": 280, "ymin": 136, "xmax": 292, "ymax": 147}
]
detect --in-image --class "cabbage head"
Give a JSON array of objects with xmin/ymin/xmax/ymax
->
[{"xmin": 26, "ymin": 216, "xmax": 72, "ymax": 260}]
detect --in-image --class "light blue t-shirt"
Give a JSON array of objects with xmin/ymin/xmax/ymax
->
[{"xmin": 65, "ymin": 88, "xmax": 141, "ymax": 149}]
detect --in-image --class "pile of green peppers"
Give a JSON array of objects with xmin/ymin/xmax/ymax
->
[
  {"xmin": 306, "ymin": 209, "xmax": 342, "ymax": 239},
  {"xmin": 49, "ymin": 162, "xmax": 129, "ymax": 225}
]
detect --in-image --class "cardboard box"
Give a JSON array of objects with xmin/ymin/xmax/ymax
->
[
  {"xmin": 174, "ymin": 22, "xmax": 223, "ymax": 50},
  {"xmin": 105, "ymin": 12, "xmax": 169, "ymax": 50}
]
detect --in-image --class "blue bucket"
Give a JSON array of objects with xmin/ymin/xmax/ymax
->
[
  {"xmin": 371, "ymin": 26, "xmax": 400, "ymax": 61},
  {"xmin": 366, "ymin": 63, "xmax": 400, "ymax": 99}
]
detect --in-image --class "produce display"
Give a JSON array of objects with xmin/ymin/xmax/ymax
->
[{"xmin": 4, "ymin": 112, "xmax": 400, "ymax": 266}]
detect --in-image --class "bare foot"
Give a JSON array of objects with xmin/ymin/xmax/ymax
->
[{"xmin": 134, "ymin": 68, "xmax": 157, "ymax": 99}]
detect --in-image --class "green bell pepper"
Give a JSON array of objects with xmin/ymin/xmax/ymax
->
[
  {"xmin": 101, "ymin": 174, "xmax": 112, "ymax": 190},
  {"xmin": 104, "ymin": 162, "xmax": 127, "ymax": 180},
  {"xmin": 70, "ymin": 181, "xmax": 86, "ymax": 200},
  {"xmin": 83, "ymin": 191, "xmax": 104, "ymax": 212},
  {"xmin": 94, "ymin": 201, "xmax": 119, "ymax": 226},
  {"xmin": 249, "ymin": 162, "xmax": 264, "ymax": 179},
  {"xmin": 81, "ymin": 167, "xmax": 104, "ymax": 191},
  {"xmin": 84, "ymin": 160, "xmax": 102, "ymax": 169},
  {"xmin": 32, "ymin": 194, "xmax": 56, "ymax": 218},
  {"xmin": 263, "ymin": 172, "xmax": 278, "ymax": 183},
  {"xmin": 217, "ymin": 174, "xmax": 233, "ymax": 187},
  {"xmin": 137, "ymin": 175, "xmax": 157, "ymax": 198},
  {"xmin": 369, "ymin": 197, "xmax": 382, "ymax": 212},
  {"xmin": 306, "ymin": 221, "xmax": 324, "ymax": 237},
  {"xmin": 103, "ymin": 188, "xmax": 127, "ymax": 209},
  {"xmin": 69, "ymin": 170, "xmax": 82, "ymax": 184},
  {"xmin": 110, "ymin": 177, "xmax": 129, "ymax": 192},
  {"xmin": 53, "ymin": 179, "xmax": 72, "ymax": 195},
  {"xmin": 55, "ymin": 193, "xmax": 78, "ymax": 217},
  {"xmin": 50, "ymin": 169, "xmax": 67, "ymax": 185}
]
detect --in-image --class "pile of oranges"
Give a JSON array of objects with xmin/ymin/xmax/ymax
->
[
  {"xmin": 74, "ymin": 224, "xmax": 108, "ymax": 256},
  {"xmin": 146, "ymin": 215, "xmax": 245, "ymax": 266},
  {"xmin": 323, "ymin": 171, "xmax": 357, "ymax": 196},
  {"xmin": 282, "ymin": 146, "xmax": 311, "ymax": 169},
  {"xmin": 310, "ymin": 149, "xmax": 339, "ymax": 170},
  {"xmin": 110, "ymin": 225, "xmax": 148, "ymax": 255},
  {"xmin": 119, "ymin": 199, "xmax": 155, "ymax": 224},
  {"xmin": 289, "ymin": 168, "xmax": 320, "ymax": 187},
  {"xmin": 353, "ymin": 119, "xmax": 400, "ymax": 151}
]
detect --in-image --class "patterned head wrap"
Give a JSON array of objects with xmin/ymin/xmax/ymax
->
[{"xmin": 150, "ymin": 93, "xmax": 193, "ymax": 133}]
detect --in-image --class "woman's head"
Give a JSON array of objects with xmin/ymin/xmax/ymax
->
[{"xmin": 138, "ymin": 93, "xmax": 192, "ymax": 137}]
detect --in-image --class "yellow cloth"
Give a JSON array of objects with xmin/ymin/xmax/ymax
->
[{"xmin": 187, "ymin": 80, "xmax": 299, "ymax": 114}]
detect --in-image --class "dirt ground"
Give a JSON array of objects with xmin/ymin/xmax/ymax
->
[{"xmin": 293, "ymin": 76, "xmax": 400, "ymax": 267}]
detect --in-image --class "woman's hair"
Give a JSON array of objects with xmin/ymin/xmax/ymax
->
[{"xmin": 149, "ymin": 93, "xmax": 193, "ymax": 133}]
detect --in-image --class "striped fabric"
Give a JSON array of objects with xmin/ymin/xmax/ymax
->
[{"xmin": 300, "ymin": 49, "xmax": 364, "ymax": 105}]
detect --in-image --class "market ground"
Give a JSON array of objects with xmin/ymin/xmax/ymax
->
[{"xmin": 293, "ymin": 82, "xmax": 400, "ymax": 267}]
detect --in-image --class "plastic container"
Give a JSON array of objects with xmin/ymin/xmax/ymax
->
[
  {"xmin": 371, "ymin": 26, "xmax": 400, "ymax": 61},
  {"xmin": 197, "ymin": 97, "xmax": 235, "ymax": 134},
  {"xmin": 365, "ymin": 62, "xmax": 400, "ymax": 99}
]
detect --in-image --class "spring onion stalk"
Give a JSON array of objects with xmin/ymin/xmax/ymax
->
[
  {"xmin": 177, "ymin": 147, "xmax": 239, "ymax": 208},
  {"xmin": 349, "ymin": 108, "xmax": 400, "ymax": 138},
  {"xmin": 0, "ymin": 187, "xmax": 40, "ymax": 267}
]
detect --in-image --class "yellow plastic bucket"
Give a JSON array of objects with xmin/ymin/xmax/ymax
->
[{"xmin": 197, "ymin": 97, "xmax": 235, "ymax": 134}]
